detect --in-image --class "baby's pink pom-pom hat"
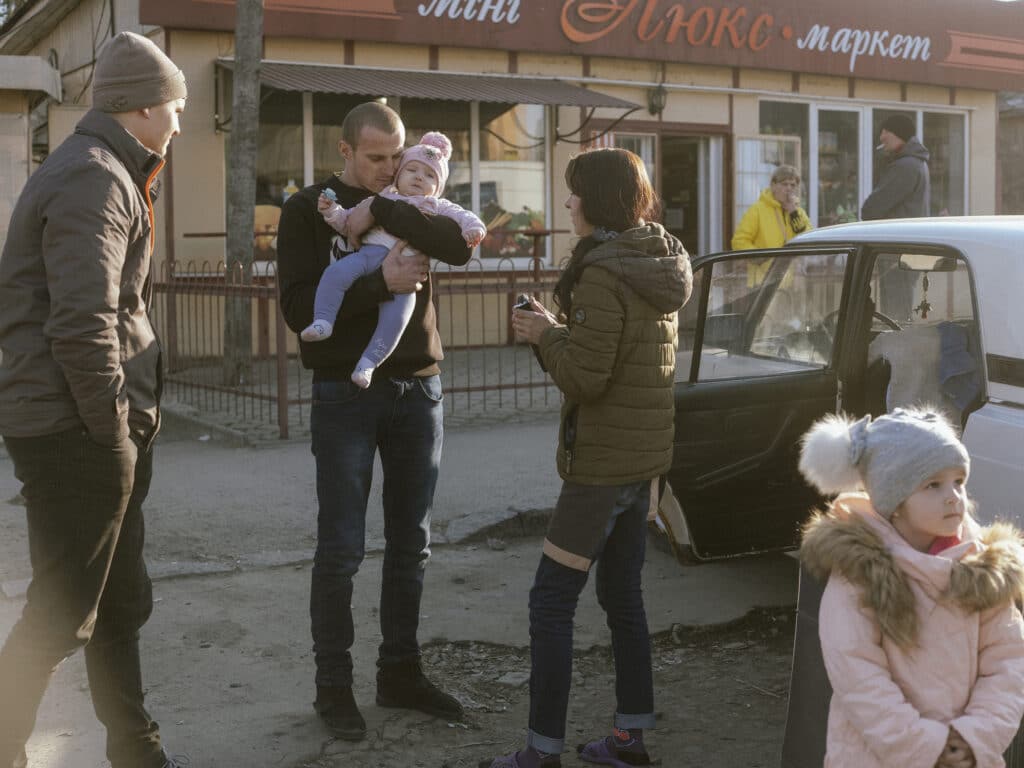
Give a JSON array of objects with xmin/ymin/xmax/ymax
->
[{"xmin": 396, "ymin": 131, "xmax": 452, "ymax": 195}]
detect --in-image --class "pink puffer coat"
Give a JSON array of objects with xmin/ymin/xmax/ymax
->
[{"xmin": 801, "ymin": 493, "xmax": 1024, "ymax": 768}]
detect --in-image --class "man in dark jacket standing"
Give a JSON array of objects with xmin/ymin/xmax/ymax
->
[
  {"xmin": 862, "ymin": 114, "xmax": 931, "ymax": 221},
  {"xmin": 862, "ymin": 114, "xmax": 931, "ymax": 320},
  {"xmin": 277, "ymin": 102, "xmax": 471, "ymax": 743},
  {"xmin": 0, "ymin": 31, "xmax": 186, "ymax": 768}
]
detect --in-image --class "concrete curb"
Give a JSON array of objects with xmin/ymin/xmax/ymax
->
[{"xmin": 0, "ymin": 509, "xmax": 560, "ymax": 600}]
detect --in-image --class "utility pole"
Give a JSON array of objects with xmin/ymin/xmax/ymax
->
[{"xmin": 222, "ymin": 0, "xmax": 263, "ymax": 385}]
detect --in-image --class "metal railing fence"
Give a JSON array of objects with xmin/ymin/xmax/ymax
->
[{"xmin": 150, "ymin": 256, "xmax": 562, "ymax": 439}]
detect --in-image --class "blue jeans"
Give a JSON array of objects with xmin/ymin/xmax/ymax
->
[
  {"xmin": 0, "ymin": 428, "xmax": 163, "ymax": 768},
  {"xmin": 309, "ymin": 374, "xmax": 443, "ymax": 688},
  {"xmin": 527, "ymin": 481, "xmax": 656, "ymax": 754}
]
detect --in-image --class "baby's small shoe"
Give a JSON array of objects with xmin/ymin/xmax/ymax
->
[
  {"xmin": 351, "ymin": 366, "xmax": 374, "ymax": 389},
  {"xmin": 301, "ymin": 320, "xmax": 333, "ymax": 342}
]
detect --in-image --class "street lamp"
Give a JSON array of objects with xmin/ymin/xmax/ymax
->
[{"xmin": 647, "ymin": 83, "xmax": 667, "ymax": 116}]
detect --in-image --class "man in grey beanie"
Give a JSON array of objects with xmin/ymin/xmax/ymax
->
[{"xmin": 0, "ymin": 30, "xmax": 186, "ymax": 768}]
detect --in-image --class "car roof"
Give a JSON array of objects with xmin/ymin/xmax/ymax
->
[{"xmin": 790, "ymin": 215, "xmax": 1024, "ymax": 252}]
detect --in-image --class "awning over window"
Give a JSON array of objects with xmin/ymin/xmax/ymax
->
[{"xmin": 216, "ymin": 59, "xmax": 639, "ymax": 110}]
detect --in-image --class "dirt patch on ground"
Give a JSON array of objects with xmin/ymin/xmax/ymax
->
[{"xmin": 291, "ymin": 607, "xmax": 795, "ymax": 768}]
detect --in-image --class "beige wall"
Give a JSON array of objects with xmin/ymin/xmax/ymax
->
[
  {"xmin": 958, "ymin": 89, "xmax": 998, "ymax": 214},
  {"xmin": 0, "ymin": 91, "xmax": 29, "ymax": 250},
  {"xmin": 47, "ymin": 104, "xmax": 87, "ymax": 147},
  {"xmin": 165, "ymin": 29, "xmax": 228, "ymax": 273}
]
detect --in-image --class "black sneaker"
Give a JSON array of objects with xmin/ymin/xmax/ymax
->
[
  {"xmin": 376, "ymin": 659, "xmax": 464, "ymax": 721},
  {"xmin": 314, "ymin": 685, "xmax": 367, "ymax": 741}
]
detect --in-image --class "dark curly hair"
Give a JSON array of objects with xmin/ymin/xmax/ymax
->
[{"xmin": 554, "ymin": 148, "xmax": 658, "ymax": 315}]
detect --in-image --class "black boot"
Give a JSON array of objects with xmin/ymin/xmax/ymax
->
[
  {"xmin": 314, "ymin": 685, "xmax": 367, "ymax": 741},
  {"xmin": 376, "ymin": 659, "xmax": 464, "ymax": 721}
]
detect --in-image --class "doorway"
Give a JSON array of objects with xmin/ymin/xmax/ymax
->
[
  {"xmin": 661, "ymin": 135, "xmax": 722, "ymax": 257},
  {"xmin": 662, "ymin": 137, "xmax": 700, "ymax": 255},
  {"xmin": 611, "ymin": 131, "xmax": 723, "ymax": 258}
]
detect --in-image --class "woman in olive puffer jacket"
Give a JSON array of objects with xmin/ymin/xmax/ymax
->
[{"xmin": 483, "ymin": 148, "xmax": 692, "ymax": 768}]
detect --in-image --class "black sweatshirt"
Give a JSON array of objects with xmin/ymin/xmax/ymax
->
[{"xmin": 276, "ymin": 176, "xmax": 471, "ymax": 381}]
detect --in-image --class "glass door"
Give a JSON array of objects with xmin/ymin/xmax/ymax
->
[{"xmin": 814, "ymin": 108, "xmax": 860, "ymax": 227}]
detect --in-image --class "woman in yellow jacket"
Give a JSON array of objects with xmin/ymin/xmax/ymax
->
[{"xmin": 732, "ymin": 165, "xmax": 812, "ymax": 286}]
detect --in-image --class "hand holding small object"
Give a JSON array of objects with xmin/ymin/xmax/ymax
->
[
  {"xmin": 318, "ymin": 187, "xmax": 338, "ymax": 212},
  {"xmin": 512, "ymin": 295, "xmax": 557, "ymax": 345}
]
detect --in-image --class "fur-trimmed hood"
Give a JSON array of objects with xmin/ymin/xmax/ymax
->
[{"xmin": 802, "ymin": 493, "xmax": 1024, "ymax": 648}]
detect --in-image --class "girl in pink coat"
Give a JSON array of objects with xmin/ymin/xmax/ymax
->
[{"xmin": 798, "ymin": 408, "xmax": 1024, "ymax": 768}]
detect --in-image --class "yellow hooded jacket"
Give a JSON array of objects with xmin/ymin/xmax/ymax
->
[{"xmin": 732, "ymin": 187, "xmax": 812, "ymax": 286}]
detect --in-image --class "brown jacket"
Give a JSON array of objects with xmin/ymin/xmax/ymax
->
[
  {"xmin": 538, "ymin": 222, "xmax": 692, "ymax": 485},
  {"xmin": 0, "ymin": 109, "xmax": 164, "ymax": 446}
]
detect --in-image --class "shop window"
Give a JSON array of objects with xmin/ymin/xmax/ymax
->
[
  {"xmin": 406, "ymin": 101, "xmax": 550, "ymax": 262},
  {"xmin": 300, "ymin": 95, "xmax": 548, "ymax": 264},
  {"xmin": 759, "ymin": 102, "xmax": 809, "ymax": 182},
  {"xmin": 474, "ymin": 104, "xmax": 547, "ymax": 260},
  {"xmin": 1001, "ymin": 114, "xmax": 1024, "ymax": 214},
  {"xmin": 924, "ymin": 113, "xmax": 965, "ymax": 216},
  {"xmin": 254, "ymin": 89, "xmax": 303, "ymax": 208},
  {"xmin": 817, "ymin": 110, "xmax": 860, "ymax": 226}
]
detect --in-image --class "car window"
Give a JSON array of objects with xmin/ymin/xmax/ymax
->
[
  {"xmin": 867, "ymin": 250, "xmax": 979, "ymax": 420},
  {"xmin": 676, "ymin": 251, "xmax": 848, "ymax": 382},
  {"xmin": 870, "ymin": 251, "xmax": 974, "ymax": 328}
]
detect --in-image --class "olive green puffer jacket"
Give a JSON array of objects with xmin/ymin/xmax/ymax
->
[{"xmin": 538, "ymin": 222, "xmax": 692, "ymax": 485}]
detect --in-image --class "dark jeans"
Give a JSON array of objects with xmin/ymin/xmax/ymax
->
[
  {"xmin": 309, "ymin": 374, "xmax": 443, "ymax": 688},
  {"xmin": 0, "ymin": 428, "xmax": 163, "ymax": 768},
  {"xmin": 527, "ymin": 480, "xmax": 656, "ymax": 754}
]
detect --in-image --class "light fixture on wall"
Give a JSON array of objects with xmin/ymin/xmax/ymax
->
[{"xmin": 647, "ymin": 83, "xmax": 667, "ymax": 116}]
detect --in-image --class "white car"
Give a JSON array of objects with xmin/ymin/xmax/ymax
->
[{"xmin": 665, "ymin": 216, "xmax": 1024, "ymax": 560}]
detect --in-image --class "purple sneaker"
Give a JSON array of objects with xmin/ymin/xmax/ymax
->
[{"xmin": 577, "ymin": 737, "xmax": 652, "ymax": 767}]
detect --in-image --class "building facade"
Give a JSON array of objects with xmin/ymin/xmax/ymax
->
[{"xmin": 1, "ymin": 0, "xmax": 1022, "ymax": 270}]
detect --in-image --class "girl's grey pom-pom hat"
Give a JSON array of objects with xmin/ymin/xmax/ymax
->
[{"xmin": 798, "ymin": 408, "xmax": 969, "ymax": 518}]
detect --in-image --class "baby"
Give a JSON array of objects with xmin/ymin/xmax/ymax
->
[{"xmin": 301, "ymin": 131, "xmax": 485, "ymax": 388}]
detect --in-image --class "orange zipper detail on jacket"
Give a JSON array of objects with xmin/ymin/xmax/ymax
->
[{"xmin": 144, "ymin": 159, "xmax": 165, "ymax": 256}]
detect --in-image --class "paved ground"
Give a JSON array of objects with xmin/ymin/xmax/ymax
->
[{"xmin": 0, "ymin": 409, "xmax": 799, "ymax": 767}]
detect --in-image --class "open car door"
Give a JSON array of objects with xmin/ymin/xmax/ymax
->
[{"xmin": 667, "ymin": 246, "xmax": 857, "ymax": 559}]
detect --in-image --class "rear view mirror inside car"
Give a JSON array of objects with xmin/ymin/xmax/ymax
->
[{"xmin": 897, "ymin": 252, "xmax": 958, "ymax": 272}]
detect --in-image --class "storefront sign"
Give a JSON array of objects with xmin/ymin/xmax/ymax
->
[{"xmin": 141, "ymin": 0, "xmax": 1024, "ymax": 91}]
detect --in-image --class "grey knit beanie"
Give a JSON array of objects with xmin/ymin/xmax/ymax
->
[
  {"xmin": 92, "ymin": 31, "xmax": 187, "ymax": 113},
  {"xmin": 798, "ymin": 408, "xmax": 970, "ymax": 519}
]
